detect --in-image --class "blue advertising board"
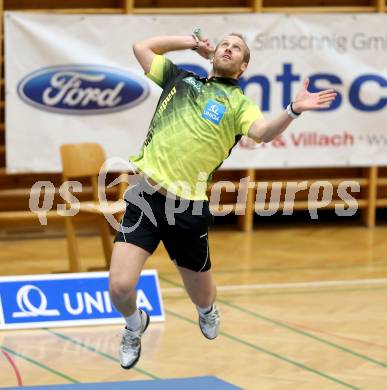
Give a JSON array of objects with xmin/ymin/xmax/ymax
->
[{"xmin": 0, "ymin": 270, "xmax": 164, "ymax": 329}]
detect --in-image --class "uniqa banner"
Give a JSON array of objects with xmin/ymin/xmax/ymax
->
[
  {"xmin": 0, "ymin": 270, "xmax": 164, "ymax": 329},
  {"xmin": 4, "ymin": 12, "xmax": 387, "ymax": 172}
]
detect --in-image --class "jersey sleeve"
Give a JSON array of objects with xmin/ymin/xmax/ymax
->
[
  {"xmin": 145, "ymin": 55, "xmax": 183, "ymax": 89},
  {"xmin": 235, "ymin": 96, "xmax": 264, "ymax": 136}
]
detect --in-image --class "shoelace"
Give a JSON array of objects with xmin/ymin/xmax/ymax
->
[
  {"xmin": 202, "ymin": 308, "xmax": 219, "ymax": 326},
  {"xmin": 121, "ymin": 329, "xmax": 141, "ymax": 352},
  {"xmin": 121, "ymin": 331, "xmax": 140, "ymax": 352}
]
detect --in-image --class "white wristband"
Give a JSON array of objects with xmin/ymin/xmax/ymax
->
[{"xmin": 286, "ymin": 103, "xmax": 301, "ymax": 119}]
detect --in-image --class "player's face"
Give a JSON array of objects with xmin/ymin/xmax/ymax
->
[{"xmin": 212, "ymin": 36, "xmax": 248, "ymax": 79}]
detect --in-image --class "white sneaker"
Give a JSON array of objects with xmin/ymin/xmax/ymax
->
[
  {"xmin": 119, "ymin": 309, "xmax": 150, "ymax": 369},
  {"xmin": 198, "ymin": 305, "xmax": 220, "ymax": 340}
]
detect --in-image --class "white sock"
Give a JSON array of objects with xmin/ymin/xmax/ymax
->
[
  {"xmin": 197, "ymin": 305, "xmax": 213, "ymax": 315},
  {"xmin": 124, "ymin": 309, "xmax": 141, "ymax": 331}
]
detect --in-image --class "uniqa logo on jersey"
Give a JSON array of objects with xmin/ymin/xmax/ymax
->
[{"xmin": 17, "ymin": 65, "xmax": 149, "ymax": 115}]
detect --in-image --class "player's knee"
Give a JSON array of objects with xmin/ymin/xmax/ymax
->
[{"xmin": 109, "ymin": 277, "xmax": 136, "ymax": 302}]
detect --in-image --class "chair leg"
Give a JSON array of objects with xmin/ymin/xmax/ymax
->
[
  {"xmin": 98, "ymin": 215, "xmax": 113, "ymax": 269},
  {"xmin": 64, "ymin": 217, "xmax": 81, "ymax": 272}
]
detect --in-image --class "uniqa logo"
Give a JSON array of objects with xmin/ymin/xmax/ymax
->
[
  {"xmin": 17, "ymin": 65, "xmax": 149, "ymax": 115},
  {"xmin": 12, "ymin": 285, "xmax": 60, "ymax": 318}
]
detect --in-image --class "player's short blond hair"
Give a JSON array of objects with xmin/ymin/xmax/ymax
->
[{"xmin": 216, "ymin": 33, "xmax": 250, "ymax": 64}]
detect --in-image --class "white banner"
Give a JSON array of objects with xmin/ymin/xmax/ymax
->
[{"xmin": 5, "ymin": 12, "xmax": 387, "ymax": 172}]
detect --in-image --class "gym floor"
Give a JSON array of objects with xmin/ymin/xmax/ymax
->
[{"xmin": 1, "ymin": 223, "xmax": 387, "ymax": 389}]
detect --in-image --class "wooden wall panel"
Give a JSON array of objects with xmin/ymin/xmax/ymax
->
[
  {"xmin": 4, "ymin": 0, "xmax": 123, "ymax": 10},
  {"xmin": 254, "ymin": 167, "xmax": 366, "ymax": 181},
  {"xmin": 135, "ymin": 0, "xmax": 248, "ymax": 8},
  {"xmin": 265, "ymin": 0, "xmax": 371, "ymax": 6}
]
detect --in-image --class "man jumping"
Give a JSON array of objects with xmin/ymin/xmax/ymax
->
[{"xmin": 109, "ymin": 31, "xmax": 336, "ymax": 369}]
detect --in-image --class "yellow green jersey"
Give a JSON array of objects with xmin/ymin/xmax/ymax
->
[{"xmin": 130, "ymin": 54, "xmax": 263, "ymax": 200}]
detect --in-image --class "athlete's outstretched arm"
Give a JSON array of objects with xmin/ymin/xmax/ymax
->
[
  {"xmin": 248, "ymin": 79, "xmax": 337, "ymax": 143},
  {"xmin": 133, "ymin": 35, "xmax": 214, "ymax": 73}
]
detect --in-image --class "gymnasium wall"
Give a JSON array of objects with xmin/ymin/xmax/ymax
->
[{"xmin": 0, "ymin": 0, "xmax": 386, "ymax": 233}]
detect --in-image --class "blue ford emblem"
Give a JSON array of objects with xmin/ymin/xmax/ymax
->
[{"xmin": 17, "ymin": 65, "xmax": 149, "ymax": 115}]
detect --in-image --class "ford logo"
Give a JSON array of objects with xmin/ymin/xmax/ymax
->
[{"xmin": 17, "ymin": 65, "xmax": 149, "ymax": 115}]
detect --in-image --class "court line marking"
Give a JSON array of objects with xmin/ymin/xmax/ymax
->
[
  {"xmin": 159, "ymin": 261, "xmax": 387, "ymax": 276},
  {"xmin": 161, "ymin": 277, "xmax": 387, "ymax": 293},
  {"xmin": 159, "ymin": 277, "xmax": 359, "ymax": 389},
  {"xmin": 2, "ymin": 349, "xmax": 23, "ymax": 386},
  {"xmin": 164, "ymin": 284, "xmax": 387, "ymax": 353},
  {"xmin": 163, "ymin": 286, "xmax": 387, "ymax": 299},
  {"xmin": 160, "ymin": 276, "xmax": 387, "ymax": 370},
  {"xmin": 219, "ymin": 299, "xmax": 387, "ymax": 369},
  {"xmin": 0, "ymin": 345, "xmax": 78, "ymax": 384},
  {"xmin": 284, "ymin": 320, "xmax": 387, "ymax": 351},
  {"xmin": 45, "ymin": 328, "xmax": 160, "ymax": 380},
  {"xmin": 165, "ymin": 309, "xmax": 359, "ymax": 390}
]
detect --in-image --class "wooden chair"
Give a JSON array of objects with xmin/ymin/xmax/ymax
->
[{"xmin": 60, "ymin": 143, "xmax": 126, "ymax": 272}]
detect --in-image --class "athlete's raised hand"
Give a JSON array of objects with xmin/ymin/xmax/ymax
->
[
  {"xmin": 196, "ymin": 38, "xmax": 215, "ymax": 60},
  {"xmin": 293, "ymin": 78, "xmax": 337, "ymax": 113}
]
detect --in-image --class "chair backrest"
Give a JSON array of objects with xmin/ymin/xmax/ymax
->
[
  {"xmin": 60, "ymin": 143, "xmax": 106, "ymax": 179},
  {"xmin": 60, "ymin": 143, "xmax": 107, "ymax": 201}
]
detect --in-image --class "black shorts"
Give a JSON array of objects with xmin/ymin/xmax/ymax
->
[{"xmin": 115, "ymin": 180, "xmax": 214, "ymax": 272}]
